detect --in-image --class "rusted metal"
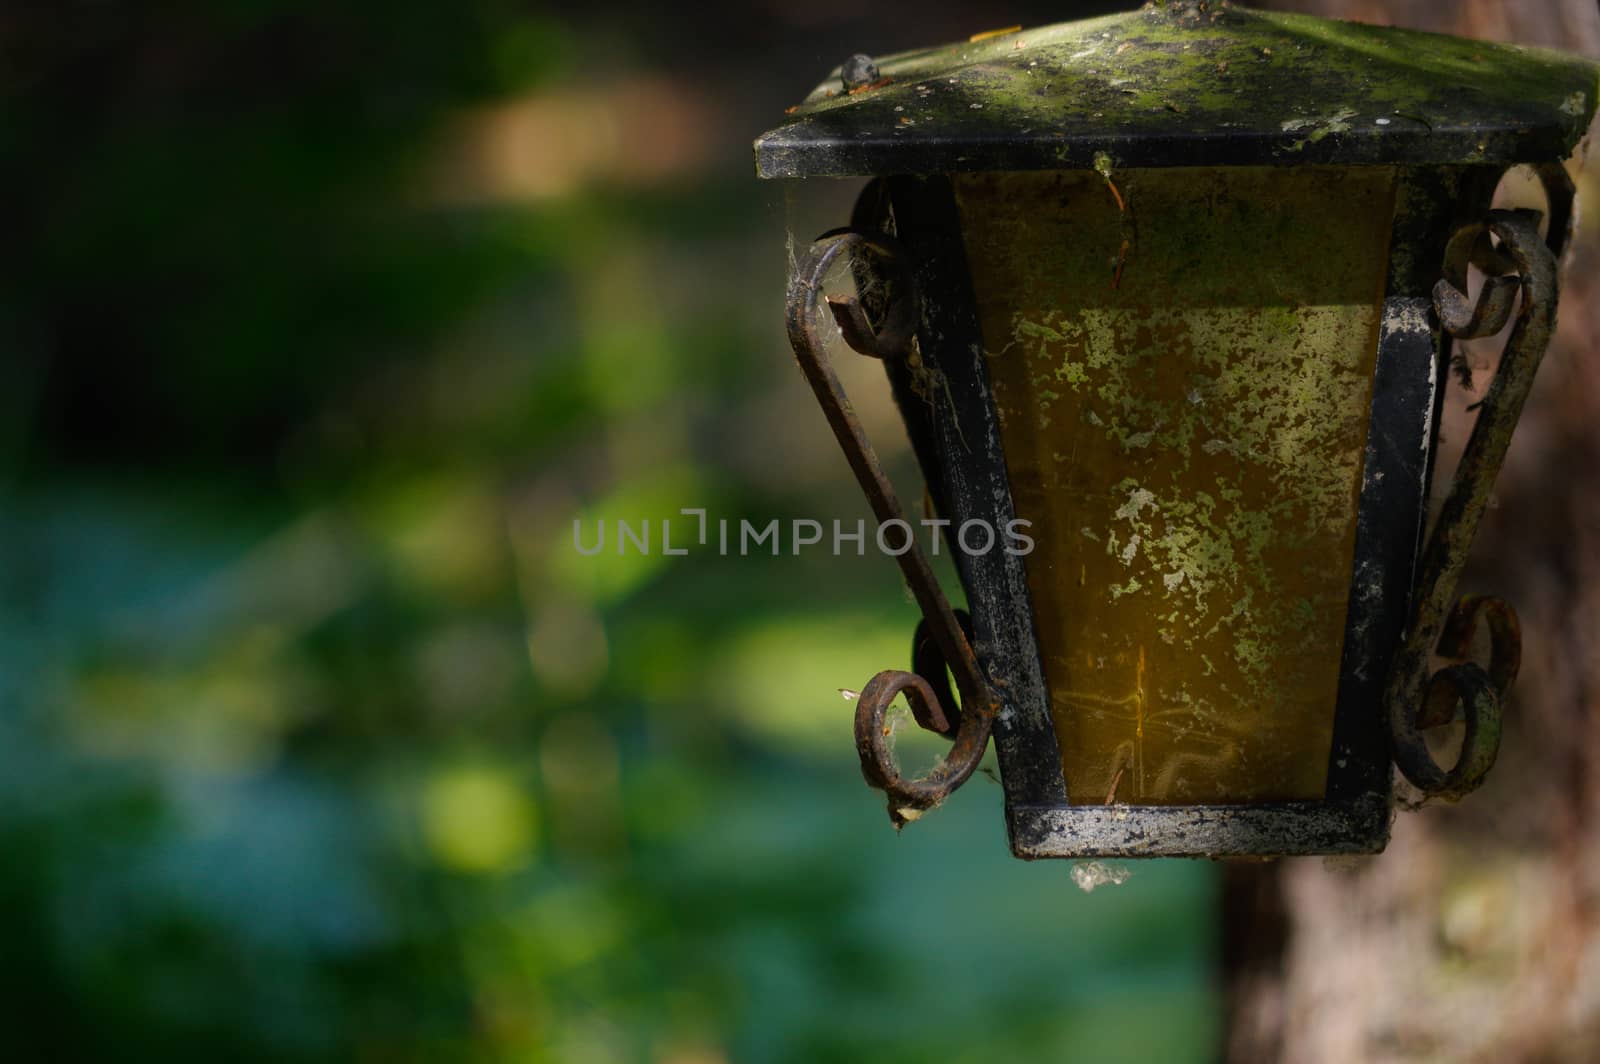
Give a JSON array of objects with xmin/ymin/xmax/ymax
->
[
  {"xmin": 911, "ymin": 609, "xmax": 974, "ymax": 738},
  {"xmin": 1534, "ymin": 161, "xmax": 1577, "ymax": 261},
  {"xmin": 1386, "ymin": 208, "xmax": 1556, "ymax": 800},
  {"xmin": 1414, "ymin": 595, "xmax": 1522, "ymax": 730},
  {"xmin": 784, "ymin": 229, "xmax": 998, "ymax": 827}
]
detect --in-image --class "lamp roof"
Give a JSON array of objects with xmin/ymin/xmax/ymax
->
[{"xmin": 754, "ymin": 1, "xmax": 1598, "ymax": 178}]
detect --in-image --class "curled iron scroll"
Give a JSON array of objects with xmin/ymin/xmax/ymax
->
[
  {"xmin": 784, "ymin": 230, "xmax": 998, "ymax": 827},
  {"xmin": 1386, "ymin": 207, "xmax": 1558, "ymax": 800}
]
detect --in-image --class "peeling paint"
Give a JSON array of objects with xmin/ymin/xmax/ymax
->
[{"xmin": 1280, "ymin": 107, "xmax": 1358, "ymax": 152}]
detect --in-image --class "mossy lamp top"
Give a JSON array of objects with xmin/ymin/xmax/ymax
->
[{"xmin": 754, "ymin": 1, "xmax": 1599, "ymax": 178}]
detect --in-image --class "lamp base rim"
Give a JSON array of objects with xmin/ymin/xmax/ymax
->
[{"xmin": 1005, "ymin": 792, "xmax": 1392, "ymax": 859}]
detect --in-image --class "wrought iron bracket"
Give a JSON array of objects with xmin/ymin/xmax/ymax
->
[
  {"xmin": 1386, "ymin": 205, "xmax": 1560, "ymax": 800},
  {"xmin": 784, "ymin": 229, "xmax": 998, "ymax": 827}
]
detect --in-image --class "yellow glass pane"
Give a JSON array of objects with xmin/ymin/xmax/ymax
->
[{"xmin": 954, "ymin": 166, "xmax": 1396, "ymax": 804}]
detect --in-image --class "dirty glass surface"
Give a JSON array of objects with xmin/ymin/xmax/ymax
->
[{"xmin": 957, "ymin": 165, "xmax": 1396, "ymax": 804}]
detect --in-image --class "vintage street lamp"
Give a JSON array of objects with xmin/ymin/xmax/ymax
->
[{"xmin": 758, "ymin": 2, "xmax": 1598, "ymax": 857}]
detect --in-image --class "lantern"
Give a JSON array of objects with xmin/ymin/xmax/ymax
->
[{"xmin": 758, "ymin": 2, "xmax": 1598, "ymax": 857}]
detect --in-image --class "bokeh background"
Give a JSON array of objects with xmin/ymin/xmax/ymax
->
[
  {"xmin": 4, "ymin": 2, "xmax": 1597, "ymax": 1062},
  {"xmin": 1, "ymin": 2, "xmax": 1213, "ymax": 1061}
]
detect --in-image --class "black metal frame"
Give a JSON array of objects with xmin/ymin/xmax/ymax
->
[
  {"xmin": 799, "ymin": 162, "xmax": 1561, "ymax": 858},
  {"xmin": 782, "ymin": 154, "xmax": 1572, "ymax": 857},
  {"xmin": 879, "ymin": 171, "xmax": 1423, "ymax": 856}
]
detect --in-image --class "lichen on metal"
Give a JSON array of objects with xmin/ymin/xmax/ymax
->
[{"xmin": 753, "ymin": 1, "xmax": 1599, "ymax": 178}]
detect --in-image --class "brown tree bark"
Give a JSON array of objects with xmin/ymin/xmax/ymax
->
[{"xmin": 1224, "ymin": 3, "xmax": 1600, "ymax": 1061}]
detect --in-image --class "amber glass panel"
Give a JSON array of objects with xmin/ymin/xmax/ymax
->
[{"xmin": 954, "ymin": 167, "xmax": 1396, "ymax": 804}]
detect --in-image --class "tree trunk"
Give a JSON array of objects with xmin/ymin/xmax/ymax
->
[{"xmin": 1223, "ymin": 2, "xmax": 1600, "ymax": 1061}]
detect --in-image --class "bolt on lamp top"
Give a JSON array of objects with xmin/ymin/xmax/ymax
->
[{"xmin": 754, "ymin": 1, "xmax": 1599, "ymax": 179}]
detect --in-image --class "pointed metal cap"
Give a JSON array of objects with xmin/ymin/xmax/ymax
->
[{"xmin": 754, "ymin": 1, "xmax": 1599, "ymax": 178}]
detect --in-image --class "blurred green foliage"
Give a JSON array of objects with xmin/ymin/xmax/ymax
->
[{"xmin": 1, "ymin": 2, "xmax": 1217, "ymax": 1060}]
